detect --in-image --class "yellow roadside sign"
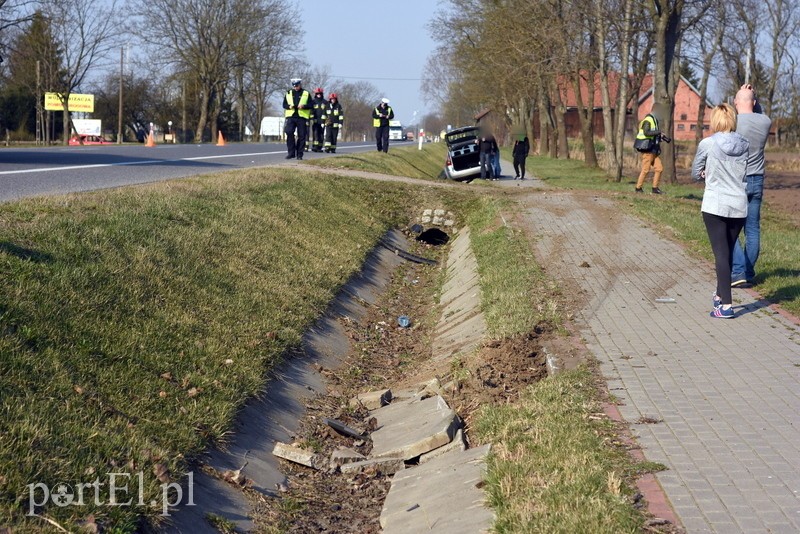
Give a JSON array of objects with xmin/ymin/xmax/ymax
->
[{"xmin": 44, "ymin": 93, "xmax": 95, "ymax": 112}]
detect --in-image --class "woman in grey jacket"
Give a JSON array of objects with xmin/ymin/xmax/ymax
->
[{"xmin": 692, "ymin": 103, "xmax": 749, "ymax": 318}]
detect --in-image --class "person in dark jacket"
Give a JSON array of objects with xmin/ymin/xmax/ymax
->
[
  {"xmin": 372, "ymin": 98, "xmax": 394, "ymax": 152},
  {"xmin": 282, "ymin": 78, "xmax": 312, "ymax": 159},
  {"xmin": 324, "ymin": 93, "xmax": 344, "ymax": 153},
  {"xmin": 513, "ymin": 136, "xmax": 530, "ymax": 180},
  {"xmin": 476, "ymin": 130, "xmax": 498, "ymax": 179},
  {"xmin": 634, "ymin": 102, "xmax": 671, "ymax": 194},
  {"xmin": 310, "ymin": 87, "xmax": 327, "ymax": 152}
]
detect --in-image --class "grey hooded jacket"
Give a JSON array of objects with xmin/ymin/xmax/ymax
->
[{"xmin": 692, "ymin": 132, "xmax": 750, "ymax": 218}]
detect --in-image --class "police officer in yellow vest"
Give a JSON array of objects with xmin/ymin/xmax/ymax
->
[
  {"xmin": 283, "ymin": 78, "xmax": 312, "ymax": 159},
  {"xmin": 372, "ymin": 98, "xmax": 394, "ymax": 153},
  {"xmin": 634, "ymin": 102, "xmax": 671, "ymax": 194}
]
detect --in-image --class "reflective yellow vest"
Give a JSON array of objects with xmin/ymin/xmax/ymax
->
[
  {"xmin": 285, "ymin": 90, "xmax": 312, "ymax": 119},
  {"xmin": 373, "ymin": 106, "xmax": 393, "ymax": 127},
  {"xmin": 636, "ymin": 114, "xmax": 658, "ymax": 140}
]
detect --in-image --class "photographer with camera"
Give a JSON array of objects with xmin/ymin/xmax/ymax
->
[{"xmin": 634, "ymin": 102, "xmax": 671, "ymax": 195}]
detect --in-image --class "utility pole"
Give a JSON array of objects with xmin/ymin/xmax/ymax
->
[
  {"xmin": 117, "ymin": 47, "xmax": 123, "ymax": 144},
  {"xmin": 36, "ymin": 60, "xmax": 42, "ymax": 145},
  {"xmin": 182, "ymin": 84, "xmax": 187, "ymax": 144}
]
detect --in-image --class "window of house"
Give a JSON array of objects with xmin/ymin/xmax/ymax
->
[
  {"xmin": 677, "ymin": 124, "xmax": 685, "ymax": 130},
  {"xmin": 680, "ymin": 114, "xmax": 687, "ymax": 121},
  {"xmin": 690, "ymin": 124, "xmax": 696, "ymax": 131},
  {"xmin": 703, "ymin": 125, "xmax": 709, "ymax": 130}
]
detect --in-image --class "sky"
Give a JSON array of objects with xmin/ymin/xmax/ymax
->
[{"xmin": 299, "ymin": 0, "xmax": 440, "ymax": 128}]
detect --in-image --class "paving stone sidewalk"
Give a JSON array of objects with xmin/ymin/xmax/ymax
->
[{"xmin": 521, "ymin": 191, "xmax": 800, "ymax": 533}]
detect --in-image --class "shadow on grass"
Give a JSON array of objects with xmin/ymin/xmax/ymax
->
[
  {"xmin": 678, "ymin": 193, "xmax": 704, "ymax": 201},
  {"xmin": 0, "ymin": 241, "xmax": 54, "ymax": 262},
  {"xmin": 389, "ymin": 151, "xmax": 436, "ymax": 179}
]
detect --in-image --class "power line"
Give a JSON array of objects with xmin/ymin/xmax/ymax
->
[{"xmin": 331, "ymin": 75, "xmax": 430, "ymax": 82}]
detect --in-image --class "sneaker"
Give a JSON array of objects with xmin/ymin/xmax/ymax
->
[
  {"xmin": 635, "ymin": 187, "xmax": 643, "ymax": 193},
  {"xmin": 296, "ymin": 156, "xmax": 303, "ymax": 160},
  {"xmin": 285, "ymin": 154, "xmax": 294, "ymax": 159},
  {"xmin": 652, "ymin": 187, "xmax": 663, "ymax": 195},
  {"xmin": 730, "ymin": 278, "xmax": 748, "ymax": 288},
  {"xmin": 710, "ymin": 306, "xmax": 734, "ymax": 319},
  {"xmin": 712, "ymin": 293, "xmax": 722, "ymax": 309}
]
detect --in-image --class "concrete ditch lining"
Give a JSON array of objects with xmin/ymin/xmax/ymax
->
[
  {"xmin": 161, "ymin": 224, "xmax": 496, "ymax": 533},
  {"xmin": 159, "ymin": 229, "xmax": 411, "ymax": 533}
]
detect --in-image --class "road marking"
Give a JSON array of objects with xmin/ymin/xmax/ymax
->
[{"xmin": 0, "ymin": 144, "xmax": 378, "ymax": 176}]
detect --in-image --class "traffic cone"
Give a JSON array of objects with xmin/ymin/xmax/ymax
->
[
  {"xmin": 216, "ymin": 131, "xmax": 226, "ymax": 146},
  {"xmin": 145, "ymin": 132, "xmax": 155, "ymax": 147}
]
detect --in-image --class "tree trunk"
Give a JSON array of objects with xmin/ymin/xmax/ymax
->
[
  {"xmin": 652, "ymin": 0, "xmax": 685, "ymax": 184},
  {"xmin": 210, "ymin": 85, "xmax": 222, "ymax": 143},
  {"xmin": 62, "ymin": 108, "xmax": 71, "ymax": 145},
  {"xmin": 538, "ymin": 90, "xmax": 551, "ymax": 156},
  {"xmin": 552, "ymin": 82, "xmax": 569, "ymax": 159},
  {"xmin": 695, "ymin": 22, "xmax": 723, "ymax": 147},
  {"xmin": 595, "ymin": 0, "xmax": 618, "ymax": 173},
  {"xmin": 195, "ymin": 90, "xmax": 210, "ymax": 143},
  {"xmin": 613, "ymin": 0, "xmax": 634, "ymax": 182},
  {"xmin": 571, "ymin": 72, "xmax": 598, "ymax": 167}
]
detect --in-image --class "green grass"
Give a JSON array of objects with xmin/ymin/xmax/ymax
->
[
  {"xmin": 521, "ymin": 154, "xmax": 800, "ymax": 316},
  {"xmin": 459, "ymin": 196, "xmax": 562, "ymax": 337},
  {"xmin": 0, "ymin": 169, "xmax": 418, "ymax": 530},
  {"xmin": 475, "ymin": 367, "xmax": 648, "ymax": 534},
  {"xmin": 307, "ymin": 143, "xmax": 447, "ymax": 180}
]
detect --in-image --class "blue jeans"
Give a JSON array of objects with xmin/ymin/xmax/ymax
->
[
  {"xmin": 491, "ymin": 152, "xmax": 501, "ymax": 177},
  {"xmin": 731, "ymin": 174, "xmax": 763, "ymax": 282},
  {"xmin": 480, "ymin": 151, "xmax": 492, "ymax": 178}
]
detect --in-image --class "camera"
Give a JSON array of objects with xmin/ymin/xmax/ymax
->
[{"xmin": 660, "ymin": 134, "xmax": 672, "ymax": 143}]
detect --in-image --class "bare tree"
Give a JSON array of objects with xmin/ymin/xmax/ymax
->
[
  {"xmin": 41, "ymin": 0, "xmax": 120, "ymax": 144},
  {"xmin": 141, "ymin": 0, "xmax": 298, "ymax": 143},
  {"xmin": 0, "ymin": 0, "xmax": 38, "ymax": 37},
  {"xmin": 688, "ymin": 0, "xmax": 725, "ymax": 147},
  {"xmin": 329, "ymin": 80, "xmax": 380, "ymax": 142},
  {"xmin": 649, "ymin": 0, "xmax": 709, "ymax": 183}
]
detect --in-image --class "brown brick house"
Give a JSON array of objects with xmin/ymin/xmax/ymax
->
[{"xmin": 535, "ymin": 73, "xmax": 713, "ymax": 141}]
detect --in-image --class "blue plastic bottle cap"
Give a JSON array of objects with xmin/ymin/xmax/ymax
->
[{"xmin": 398, "ymin": 315, "xmax": 411, "ymax": 328}]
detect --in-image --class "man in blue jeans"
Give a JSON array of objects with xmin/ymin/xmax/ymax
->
[{"xmin": 730, "ymin": 84, "xmax": 772, "ymax": 287}]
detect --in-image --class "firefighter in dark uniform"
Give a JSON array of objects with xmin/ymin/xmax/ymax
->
[
  {"xmin": 283, "ymin": 78, "xmax": 312, "ymax": 159},
  {"xmin": 310, "ymin": 87, "xmax": 327, "ymax": 152},
  {"xmin": 324, "ymin": 93, "xmax": 344, "ymax": 153},
  {"xmin": 372, "ymin": 98, "xmax": 394, "ymax": 153}
]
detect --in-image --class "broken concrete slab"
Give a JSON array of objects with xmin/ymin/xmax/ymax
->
[
  {"xmin": 272, "ymin": 442, "xmax": 323, "ymax": 470},
  {"xmin": 392, "ymin": 378, "xmax": 441, "ymax": 402},
  {"xmin": 419, "ymin": 429, "xmax": 467, "ymax": 464},
  {"xmin": 370, "ymin": 395, "xmax": 460, "ymax": 460},
  {"xmin": 380, "ymin": 444, "xmax": 493, "ymax": 533},
  {"xmin": 340, "ymin": 457, "xmax": 405, "ymax": 475},
  {"xmin": 330, "ymin": 448, "xmax": 366, "ymax": 469},
  {"xmin": 349, "ymin": 388, "xmax": 392, "ymax": 410}
]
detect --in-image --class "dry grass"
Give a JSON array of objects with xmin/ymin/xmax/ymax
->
[
  {"xmin": 0, "ymin": 168, "xmax": 420, "ymax": 531},
  {"xmin": 475, "ymin": 367, "xmax": 648, "ymax": 533}
]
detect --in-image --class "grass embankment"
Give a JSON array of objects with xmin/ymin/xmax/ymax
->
[
  {"xmin": 307, "ymin": 142, "xmax": 446, "ymax": 180},
  {"xmin": 476, "ymin": 368, "xmax": 647, "ymax": 533},
  {"xmin": 456, "ymin": 196, "xmax": 653, "ymax": 532},
  {"xmin": 525, "ymin": 155, "xmax": 800, "ymax": 316},
  {"xmin": 0, "ymin": 170, "xmax": 418, "ymax": 530}
]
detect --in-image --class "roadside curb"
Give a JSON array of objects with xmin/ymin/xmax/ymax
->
[{"xmin": 602, "ymin": 402, "xmax": 683, "ymax": 530}]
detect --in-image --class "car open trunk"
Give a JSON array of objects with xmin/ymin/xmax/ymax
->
[{"xmin": 445, "ymin": 127, "xmax": 480, "ymax": 171}]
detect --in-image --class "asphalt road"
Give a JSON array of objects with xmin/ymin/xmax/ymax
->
[{"xmin": 0, "ymin": 140, "xmax": 412, "ymax": 203}]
